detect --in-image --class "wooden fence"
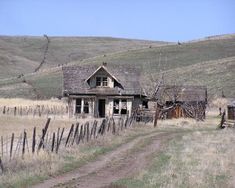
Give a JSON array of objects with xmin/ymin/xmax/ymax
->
[
  {"xmin": 0, "ymin": 115, "xmax": 135, "ymax": 174},
  {"xmin": 0, "ymin": 105, "xmax": 68, "ymax": 118}
]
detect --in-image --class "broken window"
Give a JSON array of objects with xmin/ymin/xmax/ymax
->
[
  {"xmin": 121, "ymin": 99, "xmax": 127, "ymax": 114},
  {"xmin": 113, "ymin": 99, "xmax": 127, "ymax": 115},
  {"xmin": 113, "ymin": 99, "xmax": 119, "ymax": 114},
  {"xmin": 84, "ymin": 99, "xmax": 89, "ymax": 114},
  {"xmin": 75, "ymin": 98, "xmax": 81, "ymax": 113}
]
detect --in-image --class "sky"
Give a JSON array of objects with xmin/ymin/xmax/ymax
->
[{"xmin": 0, "ymin": 0, "xmax": 234, "ymax": 42}]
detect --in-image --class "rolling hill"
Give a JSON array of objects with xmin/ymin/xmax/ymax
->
[
  {"xmin": 0, "ymin": 34, "xmax": 234, "ymax": 99},
  {"xmin": 0, "ymin": 36, "xmax": 169, "ymax": 79}
]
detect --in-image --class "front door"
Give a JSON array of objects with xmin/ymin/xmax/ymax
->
[{"xmin": 98, "ymin": 99, "xmax": 106, "ymax": 117}]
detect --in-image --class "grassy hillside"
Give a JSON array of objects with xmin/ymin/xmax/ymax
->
[
  {"xmin": 0, "ymin": 36, "xmax": 169, "ymax": 79},
  {"xmin": 0, "ymin": 34, "xmax": 235, "ymax": 99}
]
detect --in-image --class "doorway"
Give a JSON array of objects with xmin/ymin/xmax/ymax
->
[{"xmin": 98, "ymin": 99, "xmax": 106, "ymax": 117}]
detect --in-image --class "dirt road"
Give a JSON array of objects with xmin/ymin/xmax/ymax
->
[{"xmin": 32, "ymin": 131, "xmax": 178, "ymax": 188}]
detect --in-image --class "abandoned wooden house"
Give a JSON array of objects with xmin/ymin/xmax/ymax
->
[
  {"xmin": 227, "ymin": 100, "xmax": 235, "ymax": 120},
  {"xmin": 62, "ymin": 63, "xmax": 147, "ymax": 118},
  {"xmin": 155, "ymin": 85, "xmax": 207, "ymax": 119}
]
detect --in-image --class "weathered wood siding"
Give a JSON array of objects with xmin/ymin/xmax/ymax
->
[{"xmin": 228, "ymin": 106, "xmax": 235, "ymax": 120}]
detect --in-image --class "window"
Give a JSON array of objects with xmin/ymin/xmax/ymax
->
[
  {"xmin": 96, "ymin": 77, "xmax": 101, "ymax": 86},
  {"xmin": 96, "ymin": 76, "xmax": 108, "ymax": 87},
  {"xmin": 84, "ymin": 99, "xmax": 89, "ymax": 114},
  {"xmin": 121, "ymin": 99, "xmax": 127, "ymax": 114},
  {"xmin": 75, "ymin": 98, "xmax": 81, "ymax": 113},
  {"xmin": 113, "ymin": 99, "xmax": 119, "ymax": 114},
  {"xmin": 103, "ymin": 77, "xmax": 108, "ymax": 86},
  {"xmin": 113, "ymin": 99, "xmax": 127, "ymax": 115}
]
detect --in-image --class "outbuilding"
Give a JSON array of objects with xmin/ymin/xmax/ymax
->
[{"xmin": 227, "ymin": 100, "xmax": 235, "ymax": 120}]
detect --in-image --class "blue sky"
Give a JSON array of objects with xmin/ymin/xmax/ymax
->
[{"xmin": 0, "ymin": 0, "xmax": 234, "ymax": 42}]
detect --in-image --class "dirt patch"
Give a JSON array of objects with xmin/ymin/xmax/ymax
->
[{"xmin": 32, "ymin": 131, "xmax": 177, "ymax": 188}]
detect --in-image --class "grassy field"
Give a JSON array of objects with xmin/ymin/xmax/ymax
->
[
  {"xmin": 115, "ymin": 128, "xmax": 235, "ymax": 188},
  {"xmin": 0, "ymin": 36, "xmax": 169, "ymax": 79},
  {"xmin": 0, "ymin": 121, "xmax": 159, "ymax": 188},
  {"xmin": 0, "ymin": 34, "xmax": 235, "ymax": 98},
  {"xmin": 0, "ymin": 109, "xmax": 234, "ymax": 188}
]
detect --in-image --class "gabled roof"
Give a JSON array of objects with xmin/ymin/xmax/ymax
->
[
  {"xmin": 85, "ymin": 65, "xmax": 122, "ymax": 86},
  {"xmin": 155, "ymin": 85, "xmax": 207, "ymax": 102},
  {"xmin": 62, "ymin": 64, "xmax": 145, "ymax": 96}
]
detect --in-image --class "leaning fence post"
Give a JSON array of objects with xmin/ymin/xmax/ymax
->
[
  {"xmin": 72, "ymin": 123, "xmax": 79, "ymax": 145},
  {"xmin": 22, "ymin": 130, "xmax": 27, "ymax": 159},
  {"xmin": 56, "ymin": 128, "xmax": 64, "ymax": 153},
  {"xmin": 51, "ymin": 132, "xmax": 55, "ymax": 152},
  {"xmin": 38, "ymin": 118, "xmax": 51, "ymax": 152},
  {"xmin": 32, "ymin": 127, "xmax": 36, "ymax": 154},
  {"xmin": 10, "ymin": 133, "xmax": 14, "ymax": 160},
  {"xmin": 65, "ymin": 124, "xmax": 74, "ymax": 147},
  {"xmin": 77, "ymin": 124, "xmax": 83, "ymax": 144}
]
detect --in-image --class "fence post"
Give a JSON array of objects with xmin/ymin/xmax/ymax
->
[
  {"xmin": 51, "ymin": 132, "xmax": 55, "ymax": 152},
  {"xmin": 72, "ymin": 123, "xmax": 79, "ymax": 145},
  {"xmin": 10, "ymin": 133, "xmax": 14, "ymax": 160},
  {"xmin": 77, "ymin": 124, "xmax": 83, "ymax": 144},
  {"xmin": 38, "ymin": 118, "xmax": 51, "ymax": 152},
  {"xmin": 1, "ymin": 136, "xmax": 3, "ymax": 159},
  {"xmin": 0, "ymin": 157, "xmax": 3, "ymax": 174},
  {"xmin": 56, "ymin": 128, "xmax": 60, "ymax": 147},
  {"xmin": 32, "ymin": 127, "xmax": 36, "ymax": 154},
  {"xmin": 22, "ymin": 130, "xmax": 27, "ymax": 159},
  {"xmin": 56, "ymin": 128, "xmax": 64, "ymax": 153},
  {"xmin": 86, "ymin": 123, "xmax": 90, "ymax": 142},
  {"xmin": 112, "ymin": 119, "xmax": 116, "ymax": 135},
  {"xmin": 65, "ymin": 124, "xmax": 74, "ymax": 147},
  {"xmin": 83, "ymin": 123, "xmax": 87, "ymax": 142}
]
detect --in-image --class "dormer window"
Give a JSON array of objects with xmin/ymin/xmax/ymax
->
[{"xmin": 96, "ymin": 76, "xmax": 108, "ymax": 87}]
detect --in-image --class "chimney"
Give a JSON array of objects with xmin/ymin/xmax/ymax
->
[{"xmin": 102, "ymin": 62, "xmax": 107, "ymax": 67}]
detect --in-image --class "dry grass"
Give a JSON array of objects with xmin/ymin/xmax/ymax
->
[
  {"xmin": 144, "ymin": 129, "xmax": 235, "ymax": 188},
  {"xmin": 0, "ymin": 116, "xmax": 75, "ymax": 137},
  {"xmin": 210, "ymin": 97, "xmax": 229, "ymax": 109},
  {"xmin": 0, "ymin": 125, "xmax": 156, "ymax": 188},
  {"xmin": 116, "ymin": 118, "xmax": 235, "ymax": 188},
  {"xmin": 0, "ymin": 98, "xmax": 66, "ymax": 107}
]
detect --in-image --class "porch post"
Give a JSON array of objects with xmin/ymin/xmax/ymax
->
[{"xmin": 81, "ymin": 98, "xmax": 84, "ymax": 113}]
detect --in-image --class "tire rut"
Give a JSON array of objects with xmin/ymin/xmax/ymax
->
[{"xmin": 32, "ymin": 131, "xmax": 178, "ymax": 188}]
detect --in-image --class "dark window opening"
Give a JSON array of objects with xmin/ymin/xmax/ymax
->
[
  {"xmin": 84, "ymin": 99, "xmax": 89, "ymax": 114},
  {"xmin": 113, "ymin": 99, "xmax": 119, "ymax": 114},
  {"xmin": 113, "ymin": 99, "xmax": 128, "ymax": 115},
  {"xmin": 96, "ymin": 77, "xmax": 101, "ymax": 86},
  {"xmin": 76, "ymin": 98, "xmax": 81, "ymax": 113},
  {"xmin": 121, "ymin": 99, "xmax": 127, "ymax": 114},
  {"xmin": 142, "ymin": 100, "xmax": 148, "ymax": 109}
]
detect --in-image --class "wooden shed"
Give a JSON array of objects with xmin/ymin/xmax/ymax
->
[
  {"xmin": 155, "ymin": 85, "xmax": 207, "ymax": 119},
  {"xmin": 227, "ymin": 101, "xmax": 235, "ymax": 120}
]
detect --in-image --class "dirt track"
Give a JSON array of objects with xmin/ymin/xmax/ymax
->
[{"xmin": 32, "ymin": 131, "xmax": 178, "ymax": 188}]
